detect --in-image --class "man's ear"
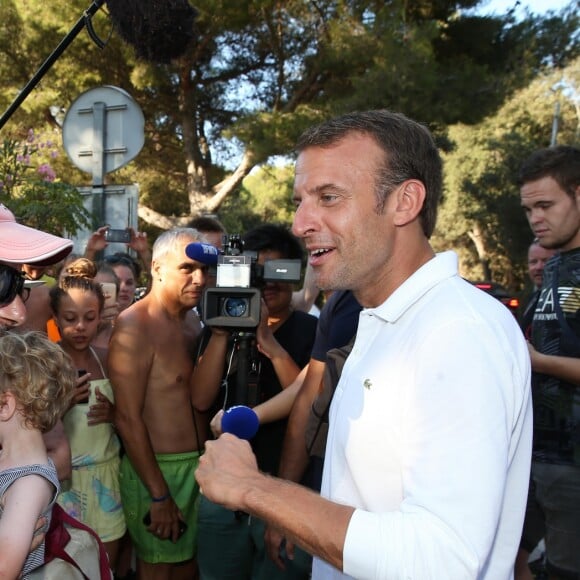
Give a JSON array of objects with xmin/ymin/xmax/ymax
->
[
  {"xmin": 152, "ymin": 259, "xmax": 162, "ymax": 281},
  {"xmin": 393, "ymin": 180, "xmax": 426, "ymax": 227},
  {"xmin": 0, "ymin": 391, "xmax": 18, "ymax": 422}
]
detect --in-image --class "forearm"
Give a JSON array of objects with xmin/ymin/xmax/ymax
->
[
  {"xmin": 137, "ymin": 248, "xmax": 152, "ymax": 273},
  {"xmin": 84, "ymin": 246, "xmax": 97, "ymax": 261},
  {"xmin": 196, "ymin": 433, "xmax": 350, "ymax": 572},
  {"xmin": 43, "ymin": 421, "xmax": 72, "ymax": 481},
  {"xmin": 278, "ymin": 360, "xmax": 324, "ymax": 481},
  {"xmin": 0, "ymin": 552, "xmax": 24, "ymax": 579},
  {"xmin": 531, "ymin": 351, "xmax": 580, "ymax": 384},
  {"xmin": 269, "ymin": 350, "xmax": 302, "ymax": 389},
  {"xmin": 115, "ymin": 417, "xmax": 168, "ymax": 497},
  {"xmin": 254, "ymin": 381, "xmax": 301, "ymax": 424},
  {"xmin": 242, "ymin": 473, "xmax": 352, "ymax": 571},
  {"xmin": 191, "ymin": 332, "xmax": 228, "ymax": 411}
]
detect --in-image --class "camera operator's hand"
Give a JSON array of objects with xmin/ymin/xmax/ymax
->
[
  {"xmin": 256, "ymin": 299, "xmax": 302, "ymax": 388},
  {"xmin": 256, "ymin": 300, "xmax": 283, "ymax": 360},
  {"xmin": 209, "ymin": 409, "xmax": 225, "ymax": 438}
]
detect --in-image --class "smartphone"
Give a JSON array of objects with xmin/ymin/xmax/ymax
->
[
  {"xmin": 104, "ymin": 228, "xmax": 131, "ymax": 243},
  {"xmin": 142, "ymin": 511, "xmax": 188, "ymax": 539},
  {"xmin": 100, "ymin": 282, "xmax": 117, "ymax": 310},
  {"xmin": 77, "ymin": 369, "xmax": 89, "ymax": 404}
]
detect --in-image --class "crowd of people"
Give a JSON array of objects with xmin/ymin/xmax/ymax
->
[{"xmin": 0, "ymin": 109, "xmax": 578, "ymax": 580}]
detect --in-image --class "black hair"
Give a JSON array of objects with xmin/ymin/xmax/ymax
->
[
  {"xmin": 517, "ymin": 145, "xmax": 580, "ymax": 198},
  {"xmin": 104, "ymin": 252, "xmax": 141, "ymax": 280},
  {"xmin": 242, "ymin": 224, "xmax": 303, "ymax": 261},
  {"xmin": 187, "ymin": 215, "xmax": 227, "ymax": 234}
]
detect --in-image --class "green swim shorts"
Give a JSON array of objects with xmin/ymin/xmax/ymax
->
[{"xmin": 120, "ymin": 451, "xmax": 200, "ymax": 564}]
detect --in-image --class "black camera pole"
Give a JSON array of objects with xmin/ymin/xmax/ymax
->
[
  {"xmin": 0, "ymin": 0, "xmax": 106, "ymax": 131},
  {"xmin": 234, "ymin": 332, "xmax": 260, "ymax": 408}
]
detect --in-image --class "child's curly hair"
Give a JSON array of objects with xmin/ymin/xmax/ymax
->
[{"xmin": 0, "ymin": 331, "xmax": 76, "ymax": 432}]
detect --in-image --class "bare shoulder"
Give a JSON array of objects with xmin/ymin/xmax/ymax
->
[{"xmin": 110, "ymin": 299, "xmax": 154, "ymax": 356}]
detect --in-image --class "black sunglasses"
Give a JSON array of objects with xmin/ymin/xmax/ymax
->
[{"xmin": 0, "ymin": 265, "xmax": 30, "ymax": 307}]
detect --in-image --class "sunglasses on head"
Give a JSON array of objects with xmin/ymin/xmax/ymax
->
[
  {"xmin": 0, "ymin": 265, "xmax": 30, "ymax": 307},
  {"xmin": 104, "ymin": 255, "xmax": 136, "ymax": 269}
]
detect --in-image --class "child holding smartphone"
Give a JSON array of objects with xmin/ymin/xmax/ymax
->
[
  {"xmin": 49, "ymin": 259, "xmax": 126, "ymax": 570},
  {"xmin": 0, "ymin": 331, "xmax": 75, "ymax": 578}
]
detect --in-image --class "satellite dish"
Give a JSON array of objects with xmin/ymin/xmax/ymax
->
[{"xmin": 62, "ymin": 85, "xmax": 144, "ymax": 176}]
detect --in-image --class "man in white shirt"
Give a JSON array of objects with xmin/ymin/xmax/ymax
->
[{"xmin": 196, "ymin": 110, "xmax": 532, "ymax": 579}]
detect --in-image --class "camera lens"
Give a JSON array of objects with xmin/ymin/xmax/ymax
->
[{"xmin": 222, "ymin": 297, "xmax": 249, "ymax": 317}]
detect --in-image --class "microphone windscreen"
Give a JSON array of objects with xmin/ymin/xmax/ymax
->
[
  {"xmin": 222, "ymin": 406, "xmax": 259, "ymax": 440},
  {"xmin": 185, "ymin": 242, "xmax": 220, "ymax": 266},
  {"xmin": 105, "ymin": 0, "xmax": 198, "ymax": 64}
]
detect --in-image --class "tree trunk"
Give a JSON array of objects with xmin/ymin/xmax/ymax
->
[{"xmin": 468, "ymin": 224, "xmax": 492, "ymax": 280}]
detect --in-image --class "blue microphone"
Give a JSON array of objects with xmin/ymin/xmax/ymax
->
[
  {"xmin": 221, "ymin": 406, "xmax": 259, "ymax": 440},
  {"xmin": 185, "ymin": 242, "xmax": 220, "ymax": 266}
]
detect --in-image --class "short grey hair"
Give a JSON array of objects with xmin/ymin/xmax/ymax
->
[{"xmin": 152, "ymin": 228, "xmax": 202, "ymax": 262}]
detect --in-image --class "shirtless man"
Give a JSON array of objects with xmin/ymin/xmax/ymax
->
[{"xmin": 109, "ymin": 228, "xmax": 223, "ymax": 580}]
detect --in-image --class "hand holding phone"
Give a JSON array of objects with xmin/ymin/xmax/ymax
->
[
  {"xmin": 100, "ymin": 282, "xmax": 118, "ymax": 320},
  {"xmin": 104, "ymin": 228, "xmax": 131, "ymax": 244},
  {"xmin": 76, "ymin": 369, "xmax": 90, "ymax": 405}
]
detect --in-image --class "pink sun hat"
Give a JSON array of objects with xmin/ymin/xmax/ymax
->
[{"xmin": 0, "ymin": 204, "xmax": 74, "ymax": 266}]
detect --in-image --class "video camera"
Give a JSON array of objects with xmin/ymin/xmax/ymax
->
[{"xmin": 201, "ymin": 234, "xmax": 302, "ymax": 328}]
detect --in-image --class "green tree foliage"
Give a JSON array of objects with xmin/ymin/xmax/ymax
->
[
  {"xmin": 435, "ymin": 56, "xmax": 580, "ymax": 291},
  {"xmin": 1, "ymin": 1, "xmax": 578, "ymax": 222},
  {"xmin": 220, "ymin": 164, "xmax": 295, "ymax": 233},
  {"xmin": 0, "ymin": 130, "xmax": 91, "ymax": 235},
  {"xmin": 0, "ymin": 0, "xmax": 578, "ymax": 288}
]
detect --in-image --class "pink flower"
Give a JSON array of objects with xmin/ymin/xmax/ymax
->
[{"xmin": 37, "ymin": 163, "xmax": 56, "ymax": 182}]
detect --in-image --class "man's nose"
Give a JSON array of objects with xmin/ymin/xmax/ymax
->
[
  {"xmin": 529, "ymin": 208, "xmax": 544, "ymax": 225},
  {"xmin": 192, "ymin": 268, "xmax": 207, "ymax": 285},
  {"xmin": 1, "ymin": 295, "xmax": 27, "ymax": 327},
  {"xmin": 292, "ymin": 199, "xmax": 316, "ymax": 238}
]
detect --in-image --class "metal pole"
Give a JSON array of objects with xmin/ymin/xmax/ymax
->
[
  {"xmin": 550, "ymin": 101, "xmax": 561, "ymax": 147},
  {"xmin": 0, "ymin": 0, "xmax": 106, "ymax": 131}
]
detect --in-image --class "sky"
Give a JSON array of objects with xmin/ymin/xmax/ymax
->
[{"xmin": 474, "ymin": 0, "xmax": 577, "ymax": 17}]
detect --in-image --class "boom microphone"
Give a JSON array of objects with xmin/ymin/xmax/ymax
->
[
  {"xmin": 105, "ymin": 0, "xmax": 198, "ymax": 64},
  {"xmin": 185, "ymin": 242, "xmax": 220, "ymax": 266},
  {"xmin": 0, "ymin": 0, "xmax": 199, "ymax": 130},
  {"xmin": 221, "ymin": 406, "xmax": 259, "ymax": 440}
]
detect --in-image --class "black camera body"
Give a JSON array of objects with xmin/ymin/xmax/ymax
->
[{"xmin": 202, "ymin": 234, "xmax": 302, "ymax": 329}]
